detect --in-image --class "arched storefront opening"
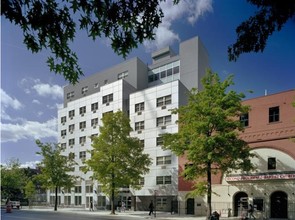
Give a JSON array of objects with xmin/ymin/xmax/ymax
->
[
  {"xmin": 270, "ymin": 191, "xmax": 288, "ymax": 219},
  {"xmin": 186, "ymin": 198, "xmax": 194, "ymax": 214},
  {"xmin": 233, "ymin": 192, "xmax": 248, "ymax": 217}
]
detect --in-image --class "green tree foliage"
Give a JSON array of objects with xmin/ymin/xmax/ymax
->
[
  {"xmin": 162, "ymin": 70, "xmax": 254, "ymax": 218},
  {"xmin": 35, "ymin": 140, "xmax": 77, "ymax": 211},
  {"xmin": 1, "ymin": 158, "xmax": 27, "ymax": 200},
  {"xmin": 85, "ymin": 110, "xmax": 152, "ymax": 214},
  {"xmin": 2, "ymin": 0, "xmax": 178, "ymax": 84},
  {"xmin": 24, "ymin": 180, "xmax": 36, "ymax": 208},
  {"xmin": 228, "ymin": 0, "xmax": 295, "ymax": 61}
]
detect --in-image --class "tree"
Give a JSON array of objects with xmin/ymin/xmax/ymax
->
[
  {"xmin": 85, "ymin": 110, "xmax": 152, "ymax": 214},
  {"xmin": 35, "ymin": 140, "xmax": 77, "ymax": 211},
  {"xmin": 1, "ymin": 158, "xmax": 27, "ymax": 200},
  {"xmin": 228, "ymin": 0, "xmax": 295, "ymax": 61},
  {"xmin": 162, "ymin": 70, "xmax": 254, "ymax": 219},
  {"xmin": 24, "ymin": 180, "xmax": 36, "ymax": 208},
  {"xmin": 2, "ymin": 0, "xmax": 178, "ymax": 84}
]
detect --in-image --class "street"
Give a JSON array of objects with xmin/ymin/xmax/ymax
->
[{"xmin": 1, "ymin": 209, "xmax": 145, "ymax": 220}]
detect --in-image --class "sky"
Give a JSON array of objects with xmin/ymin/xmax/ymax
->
[{"xmin": 1, "ymin": 0, "xmax": 295, "ymax": 167}]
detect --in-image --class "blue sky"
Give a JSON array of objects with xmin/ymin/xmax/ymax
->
[{"xmin": 1, "ymin": 0, "xmax": 295, "ymax": 167}]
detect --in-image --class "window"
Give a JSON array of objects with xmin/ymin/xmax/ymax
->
[
  {"xmin": 240, "ymin": 113, "xmax": 249, "ymax": 127},
  {"xmin": 79, "ymin": 136, "xmax": 86, "ymax": 145},
  {"xmin": 156, "ymin": 198, "xmax": 167, "ymax": 209},
  {"xmin": 86, "ymin": 185, "xmax": 93, "ymax": 193},
  {"xmin": 102, "ymin": 94, "xmax": 113, "ymax": 104},
  {"xmin": 61, "ymin": 116, "xmax": 66, "ymax": 124},
  {"xmin": 61, "ymin": 143, "xmax": 66, "ymax": 149},
  {"xmin": 68, "ymin": 152, "xmax": 75, "ymax": 160},
  {"xmin": 139, "ymin": 177, "xmax": 144, "ymax": 186},
  {"xmin": 135, "ymin": 121, "xmax": 144, "ymax": 131},
  {"xmin": 91, "ymin": 133, "xmax": 98, "ymax": 142},
  {"xmin": 91, "ymin": 102, "xmax": 98, "ymax": 112},
  {"xmin": 118, "ymin": 71, "xmax": 128, "ymax": 79},
  {"xmin": 94, "ymin": 83, "xmax": 99, "ymax": 89},
  {"xmin": 69, "ymin": 138, "xmax": 75, "ymax": 146},
  {"xmin": 268, "ymin": 157, "xmax": 276, "ymax": 170},
  {"xmin": 79, "ymin": 106, "xmax": 86, "ymax": 115},
  {"xmin": 157, "ymin": 115, "xmax": 172, "ymax": 127},
  {"xmin": 81, "ymin": 86, "xmax": 88, "ymax": 94},
  {"xmin": 157, "ymin": 95, "xmax": 172, "ymax": 107},
  {"xmin": 79, "ymin": 151, "xmax": 86, "ymax": 160},
  {"xmin": 75, "ymin": 196, "xmax": 82, "ymax": 205},
  {"xmin": 64, "ymin": 196, "xmax": 71, "ymax": 205},
  {"xmin": 91, "ymin": 118, "xmax": 98, "ymax": 127},
  {"xmin": 173, "ymin": 66, "xmax": 179, "ymax": 74},
  {"xmin": 156, "ymin": 156, "xmax": 172, "ymax": 165},
  {"xmin": 69, "ymin": 110, "xmax": 75, "ymax": 118},
  {"xmin": 61, "ymin": 130, "xmax": 66, "ymax": 137},
  {"xmin": 156, "ymin": 176, "xmax": 172, "ymax": 185},
  {"xmin": 269, "ymin": 106, "xmax": 279, "ymax": 123},
  {"xmin": 156, "ymin": 137, "xmax": 163, "ymax": 146},
  {"xmin": 67, "ymin": 91, "xmax": 74, "ymax": 99},
  {"xmin": 253, "ymin": 198, "xmax": 264, "ymax": 211},
  {"xmin": 167, "ymin": 68, "xmax": 172, "ymax": 76},
  {"xmin": 135, "ymin": 102, "xmax": 144, "ymax": 112},
  {"xmin": 160, "ymin": 70, "xmax": 166, "ymax": 78},
  {"xmin": 69, "ymin": 124, "xmax": 75, "ymax": 133},
  {"xmin": 80, "ymin": 121, "xmax": 86, "ymax": 130},
  {"xmin": 75, "ymin": 186, "xmax": 82, "ymax": 193},
  {"xmin": 102, "ymin": 111, "xmax": 113, "ymax": 118}
]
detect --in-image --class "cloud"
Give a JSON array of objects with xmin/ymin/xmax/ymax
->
[
  {"xmin": 32, "ymin": 99, "xmax": 41, "ymax": 104},
  {"xmin": 1, "ymin": 118, "xmax": 58, "ymax": 143},
  {"xmin": 20, "ymin": 160, "xmax": 41, "ymax": 168},
  {"xmin": 1, "ymin": 88, "xmax": 23, "ymax": 110},
  {"xmin": 144, "ymin": 0, "xmax": 213, "ymax": 51},
  {"xmin": 33, "ymin": 83, "xmax": 63, "ymax": 99}
]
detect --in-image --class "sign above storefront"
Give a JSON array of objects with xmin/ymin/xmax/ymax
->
[{"xmin": 225, "ymin": 173, "xmax": 295, "ymax": 182}]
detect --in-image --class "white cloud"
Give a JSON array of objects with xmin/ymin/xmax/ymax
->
[
  {"xmin": 32, "ymin": 99, "xmax": 41, "ymax": 104},
  {"xmin": 33, "ymin": 83, "xmax": 63, "ymax": 100},
  {"xmin": 144, "ymin": 0, "xmax": 213, "ymax": 51},
  {"xmin": 1, "ymin": 88, "xmax": 23, "ymax": 110},
  {"xmin": 0, "ymin": 118, "xmax": 58, "ymax": 143},
  {"xmin": 20, "ymin": 160, "xmax": 41, "ymax": 168}
]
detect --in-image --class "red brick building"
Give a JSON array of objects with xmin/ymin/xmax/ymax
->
[{"xmin": 178, "ymin": 90, "xmax": 295, "ymax": 219}]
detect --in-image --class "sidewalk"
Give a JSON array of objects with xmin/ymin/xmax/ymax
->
[{"xmin": 21, "ymin": 206, "xmax": 240, "ymax": 220}]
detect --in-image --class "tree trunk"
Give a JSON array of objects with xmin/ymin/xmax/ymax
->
[
  {"xmin": 110, "ymin": 171, "xmax": 115, "ymax": 214},
  {"xmin": 54, "ymin": 186, "xmax": 58, "ymax": 211},
  {"xmin": 207, "ymin": 161, "xmax": 212, "ymax": 219}
]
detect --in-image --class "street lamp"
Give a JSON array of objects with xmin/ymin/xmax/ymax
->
[{"xmin": 154, "ymin": 190, "xmax": 158, "ymax": 218}]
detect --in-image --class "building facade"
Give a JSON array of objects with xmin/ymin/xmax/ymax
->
[
  {"xmin": 55, "ymin": 36, "xmax": 209, "ymax": 211},
  {"xmin": 178, "ymin": 90, "xmax": 295, "ymax": 219}
]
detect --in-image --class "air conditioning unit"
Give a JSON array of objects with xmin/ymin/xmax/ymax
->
[
  {"xmin": 81, "ymin": 128, "xmax": 84, "ymax": 131},
  {"xmin": 161, "ymin": 106, "xmax": 166, "ymax": 109},
  {"xmin": 93, "ymin": 126, "xmax": 96, "ymax": 129},
  {"xmin": 137, "ymin": 112, "xmax": 142, "ymax": 115},
  {"xmin": 161, "ymin": 166, "xmax": 166, "ymax": 169},
  {"xmin": 93, "ymin": 110, "xmax": 96, "ymax": 113},
  {"xmin": 70, "ymin": 131, "xmax": 73, "ymax": 134},
  {"xmin": 137, "ymin": 130, "xmax": 142, "ymax": 134},
  {"xmin": 106, "ymin": 103, "xmax": 109, "ymax": 106},
  {"xmin": 81, "ymin": 143, "xmax": 84, "ymax": 146},
  {"xmin": 62, "ymin": 136, "xmax": 65, "ymax": 139},
  {"xmin": 161, "ymin": 126, "xmax": 166, "ymax": 129},
  {"xmin": 81, "ymin": 113, "xmax": 84, "ymax": 116},
  {"xmin": 70, "ymin": 117, "xmax": 73, "ymax": 120},
  {"xmin": 62, "ymin": 122, "xmax": 65, "ymax": 125}
]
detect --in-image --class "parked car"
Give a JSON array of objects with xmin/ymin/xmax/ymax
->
[{"xmin": 11, "ymin": 201, "xmax": 20, "ymax": 209}]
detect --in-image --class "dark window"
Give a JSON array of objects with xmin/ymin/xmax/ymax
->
[
  {"xmin": 102, "ymin": 94, "xmax": 113, "ymax": 104},
  {"xmin": 160, "ymin": 70, "xmax": 166, "ymax": 78},
  {"xmin": 268, "ymin": 157, "xmax": 276, "ymax": 170},
  {"xmin": 173, "ymin": 66, "xmax": 179, "ymax": 74},
  {"xmin": 269, "ymin": 106, "xmax": 279, "ymax": 123},
  {"xmin": 240, "ymin": 113, "xmax": 249, "ymax": 127}
]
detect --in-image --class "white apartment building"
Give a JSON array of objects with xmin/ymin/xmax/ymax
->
[{"xmin": 54, "ymin": 36, "xmax": 210, "ymax": 211}]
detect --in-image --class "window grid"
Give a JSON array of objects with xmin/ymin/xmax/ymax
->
[
  {"xmin": 69, "ymin": 124, "xmax": 75, "ymax": 132},
  {"xmin": 240, "ymin": 113, "xmax": 249, "ymax": 127},
  {"xmin": 157, "ymin": 115, "xmax": 172, "ymax": 127},
  {"xmin": 135, "ymin": 102, "xmax": 145, "ymax": 112},
  {"xmin": 81, "ymin": 86, "xmax": 88, "ymax": 94},
  {"xmin": 91, "ymin": 102, "xmax": 98, "ymax": 111},
  {"xmin": 79, "ymin": 136, "xmax": 86, "ymax": 144},
  {"xmin": 157, "ymin": 95, "xmax": 172, "ymax": 107},
  {"xmin": 135, "ymin": 121, "xmax": 144, "ymax": 131},
  {"xmin": 102, "ymin": 94, "xmax": 113, "ymax": 104},
  {"xmin": 91, "ymin": 118, "xmax": 98, "ymax": 127},
  {"xmin": 61, "ymin": 130, "xmax": 66, "ymax": 137},
  {"xmin": 156, "ymin": 176, "xmax": 172, "ymax": 185},
  {"xmin": 61, "ymin": 116, "xmax": 66, "ymax": 124},
  {"xmin": 69, "ymin": 138, "xmax": 75, "ymax": 146},
  {"xmin": 69, "ymin": 110, "xmax": 75, "ymax": 118},
  {"xmin": 79, "ymin": 106, "xmax": 86, "ymax": 115},
  {"xmin": 156, "ymin": 156, "xmax": 172, "ymax": 165},
  {"xmin": 269, "ymin": 106, "xmax": 280, "ymax": 123},
  {"xmin": 80, "ymin": 121, "xmax": 86, "ymax": 130}
]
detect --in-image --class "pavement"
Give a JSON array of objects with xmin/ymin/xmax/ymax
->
[{"xmin": 19, "ymin": 206, "xmax": 240, "ymax": 220}]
